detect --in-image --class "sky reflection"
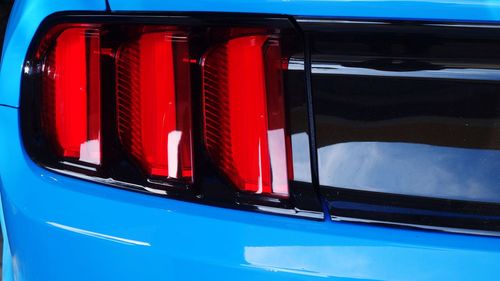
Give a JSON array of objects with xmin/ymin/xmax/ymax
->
[
  {"xmin": 292, "ymin": 132, "xmax": 312, "ymax": 183},
  {"xmin": 318, "ymin": 142, "xmax": 500, "ymax": 202}
]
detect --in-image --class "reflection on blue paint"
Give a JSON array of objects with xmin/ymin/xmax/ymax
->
[
  {"xmin": 318, "ymin": 142, "xmax": 500, "ymax": 202},
  {"xmin": 47, "ymin": 222, "xmax": 151, "ymax": 247},
  {"xmin": 243, "ymin": 243, "xmax": 500, "ymax": 281}
]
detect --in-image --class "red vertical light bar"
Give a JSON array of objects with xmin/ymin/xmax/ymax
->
[
  {"xmin": 116, "ymin": 31, "xmax": 192, "ymax": 181},
  {"xmin": 140, "ymin": 32, "xmax": 177, "ymax": 177},
  {"xmin": 202, "ymin": 35, "xmax": 290, "ymax": 197},
  {"xmin": 42, "ymin": 27, "xmax": 101, "ymax": 165},
  {"xmin": 227, "ymin": 36, "xmax": 272, "ymax": 194}
]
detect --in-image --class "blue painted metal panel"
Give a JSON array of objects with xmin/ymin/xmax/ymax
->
[
  {"xmin": 107, "ymin": 0, "xmax": 500, "ymax": 22},
  {"xmin": 0, "ymin": 0, "xmax": 107, "ymax": 107},
  {"xmin": 0, "ymin": 183, "xmax": 13, "ymax": 281},
  {"xmin": 1, "ymin": 105, "xmax": 500, "ymax": 280}
]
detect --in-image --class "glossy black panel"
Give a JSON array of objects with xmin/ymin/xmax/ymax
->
[
  {"xmin": 303, "ymin": 19, "xmax": 500, "ymax": 232},
  {"xmin": 286, "ymin": 57, "xmax": 323, "ymax": 212}
]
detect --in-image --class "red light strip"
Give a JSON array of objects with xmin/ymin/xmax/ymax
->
[
  {"xmin": 203, "ymin": 35, "xmax": 290, "ymax": 197},
  {"xmin": 140, "ymin": 32, "xmax": 177, "ymax": 177},
  {"xmin": 116, "ymin": 31, "xmax": 193, "ymax": 180},
  {"xmin": 42, "ymin": 27, "xmax": 101, "ymax": 165}
]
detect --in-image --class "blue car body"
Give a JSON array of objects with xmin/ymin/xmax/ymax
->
[{"xmin": 2, "ymin": 0, "xmax": 500, "ymax": 280}]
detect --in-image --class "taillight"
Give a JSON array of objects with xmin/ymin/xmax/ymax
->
[
  {"xmin": 22, "ymin": 15, "xmax": 323, "ymax": 219},
  {"xmin": 116, "ymin": 31, "xmax": 193, "ymax": 181},
  {"xmin": 202, "ymin": 35, "xmax": 291, "ymax": 197},
  {"xmin": 41, "ymin": 26, "xmax": 101, "ymax": 165}
]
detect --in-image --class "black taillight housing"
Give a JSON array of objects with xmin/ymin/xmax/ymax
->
[{"xmin": 21, "ymin": 14, "xmax": 323, "ymax": 219}]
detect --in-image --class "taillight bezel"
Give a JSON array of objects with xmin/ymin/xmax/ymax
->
[{"xmin": 20, "ymin": 13, "xmax": 324, "ymax": 220}]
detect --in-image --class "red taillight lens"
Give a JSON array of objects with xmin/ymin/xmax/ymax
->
[
  {"xmin": 42, "ymin": 27, "xmax": 101, "ymax": 165},
  {"xmin": 202, "ymin": 35, "xmax": 291, "ymax": 197},
  {"xmin": 24, "ymin": 18, "xmax": 319, "ymax": 218},
  {"xmin": 115, "ymin": 31, "xmax": 193, "ymax": 181}
]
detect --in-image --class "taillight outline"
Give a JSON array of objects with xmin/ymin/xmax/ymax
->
[
  {"xmin": 20, "ymin": 13, "xmax": 324, "ymax": 220},
  {"xmin": 201, "ymin": 34, "xmax": 292, "ymax": 198}
]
